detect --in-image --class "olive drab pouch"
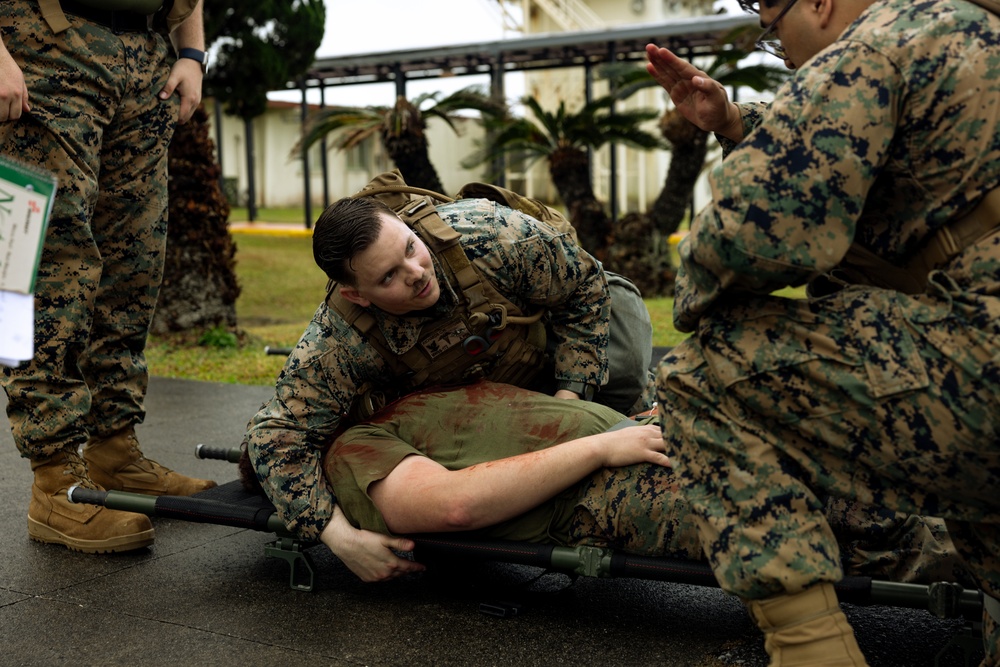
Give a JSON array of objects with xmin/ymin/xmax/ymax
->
[{"xmin": 455, "ymin": 181, "xmax": 580, "ymax": 245}]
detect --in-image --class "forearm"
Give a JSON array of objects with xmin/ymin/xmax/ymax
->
[
  {"xmin": 716, "ymin": 102, "xmax": 769, "ymax": 157},
  {"xmin": 548, "ymin": 267, "xmax": 610, "ymax": 385},
  {"xmin": 376, "ymin": 437, "xmax": 604, "ymax": 535},
  {"xmin": 169, "ymin": 0, "xmax": 204, "ymax": 51},
  {"xmin": 246, "ymin": 426, "xmax": 337, "ymax": 541},
  {"xmin": 373, "ymin": 424, "xmax": 668, "ymax": 535}
]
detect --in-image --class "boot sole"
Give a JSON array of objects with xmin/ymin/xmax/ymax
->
[{"xmin": 27, "ymin": 517, "xmax": 155, "ymax": 554}]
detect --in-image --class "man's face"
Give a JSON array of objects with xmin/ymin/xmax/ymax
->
[{"xmin": 338, "ymin": 212, "xmax": 441, "ymax": 315}]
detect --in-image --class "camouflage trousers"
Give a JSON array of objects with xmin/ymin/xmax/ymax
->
[
  {"xmin": 0, "ymin": 0, "xmax": 177, "ymax": 459},
  {"xmin": 655, "ymin": 235, "xmax": 1000, "ymax": 657},
  {"xmin": 568, "ymin": 461, "xmax": 972, "ymax": 588}
]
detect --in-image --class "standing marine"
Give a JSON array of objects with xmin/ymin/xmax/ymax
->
[{"xmin": 649, "ymin": 0, "xmax": 1000, "ymax": 663}]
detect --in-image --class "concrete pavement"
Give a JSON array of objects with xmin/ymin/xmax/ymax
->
[{"xmin": 0, "ymin": 374, "xmax": 985, "ymax": 666}]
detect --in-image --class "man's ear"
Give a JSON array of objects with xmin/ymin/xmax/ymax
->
[
  {"xmin": 339, "ymin": 285, "xmax": 371, "ymax": 308},
  {"xmin": 814, "ymin": 0, "xmax": 835, "ymax": 28}
]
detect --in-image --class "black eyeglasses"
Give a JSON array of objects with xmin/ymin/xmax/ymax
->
[{"xmin": 754, "ymin": 0, "xmax": 801, "ymax": 60}]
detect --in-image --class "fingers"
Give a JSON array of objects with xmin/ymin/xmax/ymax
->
[
  {"xmin": 0, "ymin": 78, "xmax": 28, "ymax": 122},
  {"xmin": 369, "ymin": 536, "xmax": 426, "ymax": 582},
  {"xmin": 159, "ymin": 61, "xmax": 203, "ymax": 124}
]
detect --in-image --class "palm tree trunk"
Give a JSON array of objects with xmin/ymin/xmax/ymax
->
[
  {"xmin": 650, "ymin": 113, "xmax": 710, "ymax": 240},
  {"xmin": 383, "ymin": 131, "xmax": 445, "ymax": 193},
  {"xmin": 548, "ymin": 146, "xmax": 611, "ymax": 257},
  {"xmin": 151, "ymin": 104, "xmax": 240, "ymax": 335}
]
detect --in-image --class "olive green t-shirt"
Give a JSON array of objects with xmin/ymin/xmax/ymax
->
[{"xmin": 323, "ymin": 381, "xmax": 626, "ymax": 543}]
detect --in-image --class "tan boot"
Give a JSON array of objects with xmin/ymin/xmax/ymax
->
[
  {"xmin": 747, "ymin": 583, "xmax": 869, "ymax": 667},
  {"xmin": 28, "ymin": 449, "xmax": 154, "ymax": 553},
  {"xmin": 84, "ymin": 428, "xmax": 217, "ymax": 496}
]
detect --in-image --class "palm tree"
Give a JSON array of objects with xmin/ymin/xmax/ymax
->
[
  {"xmin": 466, "ymin": 94, "xmax": 664, "ymax": 258},
  {"xmin": 294, "ymin": 86, "xmax": 507, "ymax": 193},
  {"xmin": 641, "ymin": 27, "xmax": 790, "ymax": 240}
]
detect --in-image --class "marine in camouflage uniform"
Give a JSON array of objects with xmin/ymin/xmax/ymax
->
[
  {"xmin": 325, "ymin": 381, "xmax": 971, "ymax": 589},
  {"xmin": 0, "ymin": 0, "xmax": 213, "ymax": 554},
  {"xmin": 653, "ymin": 0, "xmax": 1000, "ymax": 662},
  {"xmin": 246, "ymin": 196, "xmax": 654, "ymax": 544}
]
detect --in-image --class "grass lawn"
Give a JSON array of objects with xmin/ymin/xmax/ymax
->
[{"xmin": 146, "ymin": 227, "xmax": 788, "ymax": 386}]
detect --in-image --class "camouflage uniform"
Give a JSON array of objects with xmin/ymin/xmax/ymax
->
[
  {"xmin": 655, "ymin": 0, "xmax": 1000, "ymax": 656},
  {"xmin": 1, "ymin": 1, "xmax": 177, "ymax": 457},
  {"xmin": 247, "ymin": 198, "xmax": 656, "ymax": 541},
  {"xmin": 325, "ymin": 381, "xmax": 970, "ymax": 587}
]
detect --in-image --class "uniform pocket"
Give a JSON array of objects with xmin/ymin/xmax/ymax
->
[{"xmin": 846, "ymin": 289, "xmax": 930, "ymax": 399}]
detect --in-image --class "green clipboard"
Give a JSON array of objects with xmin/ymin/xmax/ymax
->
[{"xmin": 0, "ymin": 154, "xmax": 58, "ymax": 294}]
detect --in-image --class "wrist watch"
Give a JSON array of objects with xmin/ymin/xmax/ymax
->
[
  {"xmin": 556, "ymin": 380, "xmax": 597, "ymax": 401},
  {"xmin": 178, "ymin": 47, "xmax": 208, "ymax": 73}
]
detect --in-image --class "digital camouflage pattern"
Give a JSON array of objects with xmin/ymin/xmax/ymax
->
[
  {"xmin": 246, "ymin": 198, "xmax": 615, "ymax": 541},
  {"xmin": 1, "ymin": 1, "xmax": 177, "ymax": 458},
  {"xmin": 326, "ymin": 381, "xmax": 970, "ymax": 587},
  {"xmin": 656, "ymin": 0, "xmax": 1000, "ymax": 654}
]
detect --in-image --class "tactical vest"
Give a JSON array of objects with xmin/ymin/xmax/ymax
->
[{"xmin": 328, "ymin": 171, "xmax": 558, "ymax": 420}]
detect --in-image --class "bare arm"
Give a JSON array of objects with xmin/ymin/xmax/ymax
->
[
  {"xmin": 645, "ymin": 43, "xmax": 744, "ymax": 142},
  {"xmin": 369, "ymin": 425, "xmax": 668, "ymax": 535},
  {"xmin": 159, "ymin": 0, "xmax": 204, "ymax": 122},
  {"xmin": 319, "ymin": 505, "xmax": 427, "ymax": 582}
]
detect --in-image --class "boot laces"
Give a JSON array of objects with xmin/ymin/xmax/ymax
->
[
  {"xmin": 59, "ymin": 450, "xmax": 98, "ymax": 490},
  {"xmin": 123, "ymin": 432, "xmax": 169, "ymax": 472}
]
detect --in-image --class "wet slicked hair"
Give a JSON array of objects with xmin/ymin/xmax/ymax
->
[{"xmin": 312, "ymin": 197, "xmax": 396, "ymax": 286}]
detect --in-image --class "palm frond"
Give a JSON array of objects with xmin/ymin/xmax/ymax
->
[{"xmin": 290, "ymin": 106, "xmax": 384, "ymax": 156}]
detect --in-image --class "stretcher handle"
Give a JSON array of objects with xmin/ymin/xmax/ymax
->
[
  {"xmin": 195, "ymin": 444, "xmax": 243, "ymax": 463},
  {"xmin": 68, "ymin": 486, "xmax": 290, "ymax": 535}
]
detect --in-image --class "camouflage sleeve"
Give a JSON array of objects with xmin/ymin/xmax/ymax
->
[
  {"xmin": 482, "ymin": 203, "xmax": 610, "ymax": 386},
  {"xmin": 716, "ymin": 101, "xmax": 770, "ymax": 158},
  {"xmin": 673, "ymin": 44, "xmax": 900, "ymax": 332},
  {"xmin": 244, "ymin": 315, "xmax": 384, "ymax": 541}
]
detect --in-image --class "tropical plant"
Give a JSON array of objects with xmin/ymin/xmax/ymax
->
[
  {"xmin": 294, "ymin": 86, "xmax": 508, "ymax": 193},
  {"xmin": 625, "ymin": 26, "xmax": 791, "ymax": 240},
  {"xmin": 154, "ymin": 0, "xmax": 326, "ymax": 335},
  {"xmin": 465, "ymin": 93, "xmax": 665, "ymax": 258}
]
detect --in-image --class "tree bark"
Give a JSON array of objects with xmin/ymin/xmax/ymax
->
[
  {"xmin": 548, "ymin": 146, "xmax": 611, "ymax": 258},
  {"xmin": 151, "ymin": 105, "xmax": 241, "ymax": 335}
]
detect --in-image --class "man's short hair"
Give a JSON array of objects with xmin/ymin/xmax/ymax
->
[{"xmin": 313, "ymin": 197, "xmax": 396, "ymax": 285}]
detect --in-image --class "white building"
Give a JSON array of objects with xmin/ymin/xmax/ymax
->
[{"xmin": 205, "ymin": 0, "xmax": 749, "ymax": 217}]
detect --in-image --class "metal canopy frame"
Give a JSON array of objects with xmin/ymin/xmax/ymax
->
[
  {"xmin": 230, "ymin": 12, "xmax": 759, "ymax": 225},
  {"xmin": 287, "ymin": 13, "xmax": 757, "ymax": 90}
]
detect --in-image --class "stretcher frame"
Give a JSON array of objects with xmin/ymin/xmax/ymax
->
[{"xmin": 67, "ymin": 444, "xmax": 987, "ymax": 667}]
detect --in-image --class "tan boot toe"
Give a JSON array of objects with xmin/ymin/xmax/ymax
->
[
  {"xmin": 85, "ymin": 429, "xmax": 217, "ymax": 497},
  {"xmin": 29, "ymin": 451, "xmax": 154, "ymax": 554}
]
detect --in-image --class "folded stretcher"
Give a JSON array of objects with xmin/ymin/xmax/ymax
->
[{"xmin": 67, "ymin": 444, "xmax": 986, "ymax": 665}]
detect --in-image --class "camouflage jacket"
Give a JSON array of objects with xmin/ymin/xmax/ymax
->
[
  {"xmin": 675, "ymin": 0, "xmax": 1000, "ymax": 332},
  {"xmin": 245, "ymin": 198, "xmax": 610, "ymax": 540}
]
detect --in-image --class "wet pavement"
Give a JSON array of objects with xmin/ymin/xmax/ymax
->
[{"xmin": 0, "ymin": 374, "xmax": 985, "ymax": 666}]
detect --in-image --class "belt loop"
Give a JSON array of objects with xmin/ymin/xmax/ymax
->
[{"xmin": 37, "ymin": 0, "xmax": 71, "ymax": 34}]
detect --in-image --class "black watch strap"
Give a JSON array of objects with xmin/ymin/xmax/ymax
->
[
  {"xmin": 178, "ymin": 47, "xmax": 207, "ymax": 73},
  {"xmin": 556, "ymin": 380, "xmax": 597, "ymax": 401}
]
